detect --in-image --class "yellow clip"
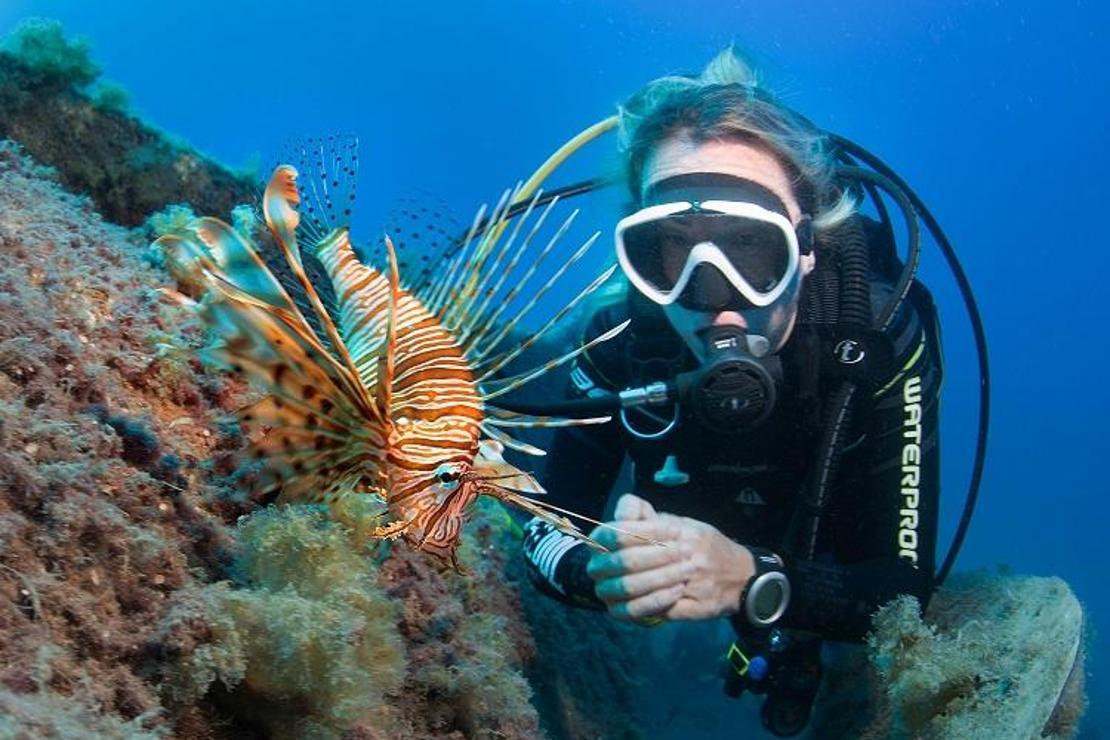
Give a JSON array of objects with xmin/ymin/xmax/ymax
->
[{"xmin": 726, "ymin": 642, "xmax": 751, "ymax": 676}]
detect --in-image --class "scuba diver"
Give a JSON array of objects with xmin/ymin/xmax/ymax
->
[{"xmin": 514, "ymin": 49, "xmax": 979, "ymax": 737}]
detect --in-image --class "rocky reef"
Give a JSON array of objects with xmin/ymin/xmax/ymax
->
[
  {"xmin": 0, "ymin": 20, "xmax": 648, "ymax": 739},
  {"xmin": 809, "ymin": 571, "xmax": 1088, "ymax": 740}
]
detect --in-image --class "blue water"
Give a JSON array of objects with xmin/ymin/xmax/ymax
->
[{"xmin": 3, "ymin": 0, "xmax": 1106, "ymax": 735}]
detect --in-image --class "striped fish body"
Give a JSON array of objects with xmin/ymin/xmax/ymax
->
[
  {"xmin": 314, "ymin": 226, "xmax": 490, "ymax": 562},
  {"xmin": 158, "ymin": 152, "xmax": 625, "ymax": 567}
]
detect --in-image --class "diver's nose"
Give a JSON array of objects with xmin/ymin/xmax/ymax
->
[
  {"xmin": 712, "ymin": 311, "xmax": 749, "ymax": 331},
  {"xmin": 680, "ymin": 263, "xmax": 755, "ymax": 312}
]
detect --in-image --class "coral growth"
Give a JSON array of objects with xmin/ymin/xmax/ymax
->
[
  {"xmin": 0, "ymin": 136, "xmax": 642, "ymax": 737},
  {"xmin": 0, "ymin": 18, "xmax": 99, "ymax": 90},
  {"xmin": 0, "ymin": 139, "xmax": 238, "ymax": 736},
  {"xmin": 155, "ymin": 507, "xmax": 406, "ymax": 738}
]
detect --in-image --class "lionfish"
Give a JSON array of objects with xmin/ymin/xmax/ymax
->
[{"xmin": 156, "ymin": 137, "xmax": 626, "ymax": 567}]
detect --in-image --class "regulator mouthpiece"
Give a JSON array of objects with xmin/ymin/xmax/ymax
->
[{"xmin": 686, "ymin": 327, "xmax": 779, "ymax": 433}]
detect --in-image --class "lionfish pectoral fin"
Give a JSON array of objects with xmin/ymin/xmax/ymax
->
[
  {"xmin": 474, "ymin": 439, "xmax": 545, "ymax": 492},
  {"xmin": 479, "ymin": 422, "xmax": 546, "ymax": 456},
  {"xmin": 189, "ymin": 217, "xmax": 301, "ymax": 314},
  {"xmin": 486, "ymin": 487, "xmax": 606, "ymax": 553}
]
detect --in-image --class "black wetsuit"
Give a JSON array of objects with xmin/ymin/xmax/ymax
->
[{"xmin": 522, "ymin": 216, "xmax": 942, "ymax": 643}]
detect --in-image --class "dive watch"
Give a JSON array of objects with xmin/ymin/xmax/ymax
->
[{"xmin": 741, "ymin": 548, "xmax": 791, "ymax": 627}]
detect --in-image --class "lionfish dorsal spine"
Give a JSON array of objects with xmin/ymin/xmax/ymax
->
[
  {"xmin": 470, "ymin": 226, "xmax": 598, "ymax": 370},
  {"xmin": 379, "ymin": 236, "xmax": 403, "ymax": 424},
  {"xmin": 452, "ymin": 188, "xmax": 539, "ymax": 338},
  {"xmin": 446, "ymin": 185, "xmax": 525, "ymax": 331},
  {"xmin": 424, "ymin": 195, "xmax": 497, "ymax": 324},
  {"xmin": 262, "ymin": 166, "xmax": 385, "ymax": 425},
  {"xmin": 480, "ymin": 318, "xmax": 630, "ymax": 401},
  {"xmin": 453, "ymin": 195, "xmax": 561, "ymax": 351}
]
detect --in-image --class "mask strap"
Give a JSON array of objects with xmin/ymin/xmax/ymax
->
[{"xmin": 795, "ymin": 216, "xmax": 814, "ymax": 256}]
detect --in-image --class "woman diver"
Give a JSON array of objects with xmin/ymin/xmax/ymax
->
[{"xmin": 519, "ymin": 49, "xmax": 945, "ymax": 736}]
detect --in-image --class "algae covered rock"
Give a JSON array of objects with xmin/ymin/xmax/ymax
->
[
  {"xmin": 864, "ymin": 571, "xmax": 1087, "ymax": 739},
  {"xmin": 0, "ymin": 19, "xmax": 255, "ymax": 227}
]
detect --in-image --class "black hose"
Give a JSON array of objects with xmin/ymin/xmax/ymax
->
[
  {"xmin": 835, "ymin": 166, "xmax": 921, "ymax": 331},
  {"xmin": 786, "ymin": 215, "xmax": 871, "ymax": 560},
  {"xmin": 862, "ymin": 180, "xmax": 895, "ymax": 252},
  {"xmin": 490, "ymin": 393, "xmax": 621, "ymax": 418},
  {"xmin": 834, "ymin": 209, "xmax": 873, "ymax": 328},
  {"xmin": 466, "ymin": 176, "xmax": 619, "ymax": 241},
  {"xmin": 831, "ymin": 134, "xmax": 991, "ymax": 586},
  {"xmin": 785, "ymin": 384, "xmax": 858, "ymax": 559}
]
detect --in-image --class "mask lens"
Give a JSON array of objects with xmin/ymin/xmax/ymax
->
[
  {"xmin": 704, "ymin": 215, "xmax": 790, "ymax": 293},
  {"xmin": 621, "ymin": 208, "xmax": 792, "ymax": 298},
  {"xmin": 621, "ymin": 217, "xmax": 691, "ymax": 293}
]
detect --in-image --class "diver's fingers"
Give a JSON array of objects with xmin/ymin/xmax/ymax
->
[
  {"xmin": 609, "ymin": 583, "xmax": 685, "ymax": 622},
  {"xmin": 590, "ymin": 518, "xmax": 683, "ymax": 550},
  {"xmin": 595, "ymin": 561, "xmax": 693, "ymax": 602},
  {"xmin": 613, "ymin": 493, "xmax": 655, "ymax": 521},
  {"xmin": 586, "ymin": 543, "xmax": 687, "ymax": 580}
]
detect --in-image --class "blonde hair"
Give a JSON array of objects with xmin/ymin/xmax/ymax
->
[{"xmin": 618, "ymin": 48, "xmax": 855, "ymax": 231}]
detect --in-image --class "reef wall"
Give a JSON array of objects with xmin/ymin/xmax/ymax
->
[{"xmin": 0, "ymin": 128, "xmax": 649, "ymax": 739}]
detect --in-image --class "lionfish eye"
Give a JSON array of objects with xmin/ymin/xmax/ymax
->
[{"xmin": 434, "ymin": 464, "xmax": 460, "ymax": 485}]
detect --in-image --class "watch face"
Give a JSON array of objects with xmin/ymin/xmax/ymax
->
[
  {"xmin": 746, "ymin": 570, "xmax": 790, "ymax": 626},
  {"xmin": 752, "ymin": 578, "xmax": 785, "ymax": 621}
]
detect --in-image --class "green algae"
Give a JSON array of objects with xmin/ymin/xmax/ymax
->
[
  {"xmin": 0, "ymin": 18, "xmax": 99, "ymax": 90},
  {"xmin": 159, "ymin": 507, "xmax": 405, "ymax": 737}
]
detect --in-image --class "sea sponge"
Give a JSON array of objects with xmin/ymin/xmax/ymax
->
[
  {"xmin": 92, "ymin": 81, "xmax": 130, "ymax": 114},
  {"xmin": 230, "ymin": 203, "xmax": 262, "ymax": 240},
  {"xmin": 143, "ymin": 203, "xmax": 198, "ymax": 240}
]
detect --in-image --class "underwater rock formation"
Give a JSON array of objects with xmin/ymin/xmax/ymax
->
[
  {"xmin": 0, "ymin": 21, "xmax": 646, "ymax": 735},
  {"xmin": 0, "ymin": 19, "xmax": 255, "ymax": 227},
  {"xmin": 0, "ymin": 40, "xmax": 643, "ymax": 727},
  {"xmin": 809, "ymin": 571, "xmax": 1087, "ymax": 739},
  {"xmin": 863, "ymin": 571, "xmax": 1086, "ymax": 739},
  {"xmin": 0, "ymin": 135, "xmax": 610, "ymax": 738}
]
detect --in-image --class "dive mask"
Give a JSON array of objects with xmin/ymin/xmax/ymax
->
[{"xmin": 615, "ymin": 173, "xmax": 812, "ymax": 311}]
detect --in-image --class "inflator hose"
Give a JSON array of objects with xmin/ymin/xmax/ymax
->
[
  {"xmin": 785, "ymin": 215, "xmax": 872, "ymax": 560},
  {"xmin": 833, "ymin": 135, "xmax": 990, "ymax": 586}
]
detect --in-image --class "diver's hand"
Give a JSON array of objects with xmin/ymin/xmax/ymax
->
[{"xmin": 586, "ymin": 493, "xmax": 755, "ymax": 622}]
